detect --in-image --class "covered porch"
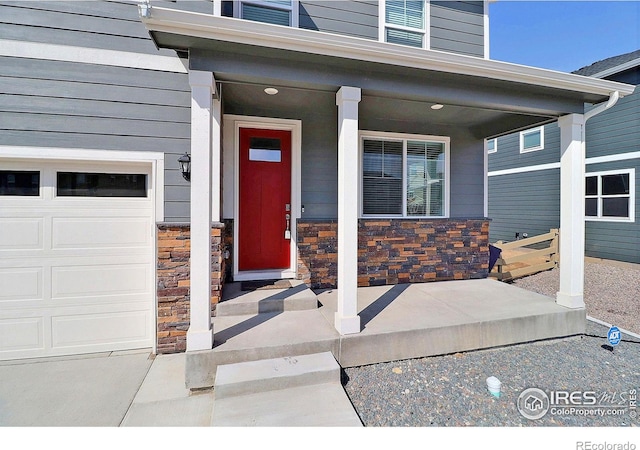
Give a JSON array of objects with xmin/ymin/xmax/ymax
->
[
  {"xmin": 140, "ymin": 6, "xmax": 635, "ymax": 374},
  {"xmin": 185, "ymin": 278, "xmax": 584, "ymax": 389}
]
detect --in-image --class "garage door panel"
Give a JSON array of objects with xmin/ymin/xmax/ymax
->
[
  {"xmin": 51, "ymin": 310, "xmax": 151, "ymax": 349},
  {"xmin": 51, "ymin": 216, "xmax": 151, "ymax": 249},
  {"xmin": 51, "ymin": 264, "xmax": 151, "ymax": 299},
  {"xmin": 0, "ymin": 218, "xmax": 43, "ymax": 250},
  {"xmin": 0, "ymin": 159, "xmax": 155, "ymax": 360},
  {"xmin": 0, "ymin": 267, "xmax": 43, "ymax": 301},
  {"xmin": 0, "ymin": 317, "xmax": 44, "ymax": 352}
]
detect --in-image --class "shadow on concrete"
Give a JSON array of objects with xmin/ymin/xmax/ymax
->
[
  {"xmin": 359, "ymin": 283, "xmax": 411, "ymax": 330},
  {"xmin": 214, "ymin": 283, "xmax": 310, "ymax": 345}
]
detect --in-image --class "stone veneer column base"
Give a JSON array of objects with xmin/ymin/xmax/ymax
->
[{"xmin": 156, "ymin": 223, "xmax": 228, "ymax": 354}]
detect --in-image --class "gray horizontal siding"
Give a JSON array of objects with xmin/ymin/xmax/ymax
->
[
  {"xmin": 586, "ymin": 221, "xmax": 640, "ymax": 263},
  {"xmin": 488, "ymin": 123, "xmax": 560, "ymax": 172},
  {"xmin": 3, "ymin": 75, "xmax": 189, "ymax": 107},
  {"xmin": 300, "ymin": 1, "xmax": 378, "ymax": 40},
  {"xmin": 0, "ymin": 3, "xmax": 192, "ymax": 223},
  {"xmin": 0, "ymin": 1, "xmax": 175, "ymax": 56},
  {"xmin": 0, "ymin": 56, "xmax": 187, "ymax": 91},
  {"xmin": 584, "ymin": 159, "xmax": 639, "ymax": 263},
  {"xmin": 488, "ymin": 169, "xmax": 560, "ymax": 243},
  {"xmin": 585, "ymin": 89, "xmax": 640, "ymax": 159},
  {"xmin": 430, "ymin": 1, "xmax": 484, "ymax": 57},
  {"xmin": 449, "ymin": 135, "xmax": 485, "ymax": 217}
]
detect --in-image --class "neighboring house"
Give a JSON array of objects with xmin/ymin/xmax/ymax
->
[
  {"xmin": 0, "ymin": 0, "xmax": 633, "ymax": 361},
  {"xmin": 488, "ymin": 50, "xmax": 640, "ymax": 264}
]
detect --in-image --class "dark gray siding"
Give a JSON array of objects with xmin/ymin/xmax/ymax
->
[
  {"xmin": 488, "ymin": 169, "xmax": 560, "ymax": 243},
  {"xmin": 582, "ymin": 88, "xmax": 640, "ymax": 263},
  {"xmin": 584, "ymin": 160, "xmax": 640, "ymax": 263},
  {"xmin": 430, "ymin": 1, "xmax": 484, "ymax": 57},
  {"xmin": 585, "ymin": 88, "xmax": 640, "ymax": 159},
  {"xmin": 300, "ymin": 1, "xmax": 378, "ymax": 40},
  {"xmin": 488, "ymin": 123, "xmax": 560, "ymax": 172},
  {"xmin": 0, "ymin": 1, "xmax": 192, "ymax": 221}
]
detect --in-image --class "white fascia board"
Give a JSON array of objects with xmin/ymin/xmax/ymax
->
[{"xmin": 141, "ymin": 7, "xmax": 635, "ymax": 98}]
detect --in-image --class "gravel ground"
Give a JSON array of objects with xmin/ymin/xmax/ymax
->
[
  {"xmin": 344, "ymin": 322, "xmax": 640, "ymax": 426},
  {"xmin": 513, "ymin": 261, "xmax": 640, "ymax": 335},
  {"xmin": 344, "ymin": 261, "xmax": 640, "ymax": 427}
]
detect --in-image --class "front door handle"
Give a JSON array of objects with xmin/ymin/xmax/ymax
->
[{"xmin": 284, "ymin": 213, "xmax": 291, "ymax": 240}]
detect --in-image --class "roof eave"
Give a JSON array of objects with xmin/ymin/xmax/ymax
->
[
  {"xmin": 141, "ymin": 6, "xmax": 636, "ymax": 99},
  {"xmin": 590, "ymin": 57, "xmax": 640, "ymax": 79}
]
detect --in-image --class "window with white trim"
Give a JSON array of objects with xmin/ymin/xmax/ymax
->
[
  {"xmin": 519, "ymin": 127, "xmax": 544, "ymax": 153},
  {"xmin": 585, "ymin": 169, "xmax": 635, "ymax": 222},
  {"xmin": 234, "ymin": 0, "xmax": 298, "ymax": 27},
  {"xmin": 361, "ymin": 133, "xmax": 449, "ymax": 217},
  {"xmin": 486, "ymin": 138, "xmax": 497, "ymax": 154},
  {"xmin": 383, "ymin": 0, "xmax": 427, "ymax": 49}
]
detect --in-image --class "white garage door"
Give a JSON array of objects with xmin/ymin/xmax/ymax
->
[{"xmin": 0, "ymin": 159, "xmax": 155, "ymax": 360}]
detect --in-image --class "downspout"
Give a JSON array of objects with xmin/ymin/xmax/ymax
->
[{"xmin": 584, "ymin": 90, "xmax": 620, "ymax": 122}]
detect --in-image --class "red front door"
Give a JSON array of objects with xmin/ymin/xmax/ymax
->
[{"xmin": 238, "ymin": 128, "xmax": 292, "ymax": 271}]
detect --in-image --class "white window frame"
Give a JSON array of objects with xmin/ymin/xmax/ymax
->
[
  {"xmin": 519, "ymin": 126, "xmax": 544, "ymax": 153},
  {"xmin": 359, "ymin": 130, "xmax": 450, "ymax": 219},
  {"xmin": 234, "ymin": 0, "xmax": 299, "ymax": 27},
  {"xmin": 486, "ymin": 138, "xmax": 497, "ymax": 154},
  {"xmin": 379, "ymin": 0, "xmax": 430, "ymax": 50},
  {"xmin": 585, "ymin": 168, "xmax": 635, "ymax": 223}
]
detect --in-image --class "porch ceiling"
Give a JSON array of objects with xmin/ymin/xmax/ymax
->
[
  {"xmin": 221, "ymin": 81, "xmax": 546, "ymax": 139},
  {"xmin": 142, "ymin": 7, "xmax": 635, "ymax": 138}
]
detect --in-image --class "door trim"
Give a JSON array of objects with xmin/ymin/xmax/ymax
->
[{"xmin": 223, "ymin": 115, "xmax": 302, "ymax": 281}]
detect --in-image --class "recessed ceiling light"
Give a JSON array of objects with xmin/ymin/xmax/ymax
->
[
  {"xmin": 431, "ymin": 104, "xmax": 444, "ymax": 110},
  {"xmin": 264, "ymin": 87, "xmax": 279, "ymax": 95}
]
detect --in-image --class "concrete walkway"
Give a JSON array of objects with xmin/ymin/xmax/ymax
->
[{"xmin": 0, "ymin": 348, "xmax": 360, "ymax": 426}]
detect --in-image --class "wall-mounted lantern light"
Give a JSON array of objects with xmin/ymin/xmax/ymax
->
[{"xmin": 178, "ymin": 153, "xmax": 191, "ymax": 181}]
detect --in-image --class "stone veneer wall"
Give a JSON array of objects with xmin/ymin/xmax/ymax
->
[
  {"xmin": 297, "ymin": 218, "xmax": 490, "ymax": 289},
  {"xmin": 156, "ymin": 223, "xmax": 227, "ymax": 354}
]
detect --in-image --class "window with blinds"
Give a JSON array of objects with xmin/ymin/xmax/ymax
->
[
  {"xmin": 362, "ymin": 135, "xmax": 448, "ymax": 217},
  {"xmin": 239, "ymin": 1, "xmax": 294, "ymax": 27},
  {"xmin": 384, "ymin": 1, "xmax": 426, "ymax": 48},
  {"xmin": 362, "ymin": 139, "xmax": 403, "ymax": 215},
  {"xmin": 406, "ymin": 140, "xmax": 444, "ymax": 216}
]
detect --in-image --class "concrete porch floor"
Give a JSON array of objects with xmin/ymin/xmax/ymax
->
[{"xmin": 185, "ymin": 278, "xmax": 586, "ymax": 389}]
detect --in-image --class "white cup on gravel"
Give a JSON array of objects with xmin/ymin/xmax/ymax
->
[{"xmin": 486, "ymin": 376, "xmax": 501, "ymax": 398}]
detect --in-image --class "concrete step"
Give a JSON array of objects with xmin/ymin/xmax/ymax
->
[
  {"xmin": 213, "ymin": 351, "xmax": 340, "ymax": 400},
  {"xmin": 211, "ymin": 382, "xmax": 363, "ymax": 427},
  {"xmin": 216, "ymin": 281, "xmax": 318, "ymax": 316}
]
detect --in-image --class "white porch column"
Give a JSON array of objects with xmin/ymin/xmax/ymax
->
[
  {"xmin": 211, "ymin": 91, "xmax": 221, "ymax": 222},
  {"xmin": 556, "ymin": 113, "xmax": 586, "ymax": 309},
  {"xmin": 187, "ymin": 70, "xmax": 215, "ymax": 351},
  {"xmin": 335, "ymin": 86, "xmax": 361, "ymax": 335}
]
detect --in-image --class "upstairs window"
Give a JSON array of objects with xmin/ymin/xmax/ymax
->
[
  {"xmin": 361, "ymin": 132, "xmax": 449, "ymax": 217},
  {"xmin": 519, "ymin": 127, "xmax": 544, "ymax": 153},
  {"xmin": 585, "ymin": 169, "xmax": 634, "ymax": 222},
  {"xmin": 383, "ymin": 0, "xmax": 427, "ymax": 49},
  {"xmin": 236, "ymin": 1, "xmax": 298, "ymax": 27},
  {"xmin": 486, "ymin": 138, "xmax": 497, "ymax": 154}
]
